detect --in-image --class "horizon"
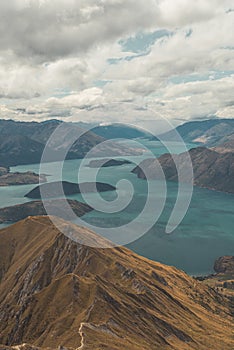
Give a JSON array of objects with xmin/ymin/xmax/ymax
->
[{"xmin": 1, "ymin": 116, "xmax": 234, "ymax": 136}]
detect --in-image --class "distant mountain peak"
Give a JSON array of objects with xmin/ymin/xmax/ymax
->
[{"xmin": 161, "ymin": 118, "xmax": 234, "ymax": 148}]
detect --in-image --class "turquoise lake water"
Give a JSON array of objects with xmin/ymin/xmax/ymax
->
[{"xmin": 0, "ymin": 139, "xmax": 233, "ymax": 275}]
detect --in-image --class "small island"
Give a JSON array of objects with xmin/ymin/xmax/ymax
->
[
  {"xmin": 87, "ymin": 158, "xmax": 132, "ymax": 168},
  {"xmin": 0, "ymin": 199, "xmax": 93, "ymax": 224},
  {"xmin": 25, "ymin": 181, "xmax": 116, "ymax": 199},
  {"xmin": 0, "ymin": 167, "xmax": 47, "ymax": 186}
]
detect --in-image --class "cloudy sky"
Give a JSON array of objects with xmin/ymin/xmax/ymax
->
[{"xmin": 0, "ymin": 0, "xmax": 233, "ymax": 126}]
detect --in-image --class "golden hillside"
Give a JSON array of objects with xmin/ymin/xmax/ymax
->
[{"xmin": 0, "ymin": 216, "xmax": 233, "ymax": 350}]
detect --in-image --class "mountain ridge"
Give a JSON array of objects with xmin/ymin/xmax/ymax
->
[
  {"xmin": 0, "ymin": 216, "xmax": 233, "ymax": 350},
  {"xmin": 0, "ymin": 120, "xmax": 143, "ymax": 167},
  {"xmin": 132, "ymin": 146, "xmax": 234, "ymax": 193},
  {"xmin": 160, "ymin": 118, "xmax": 234, "ymax": 147}
]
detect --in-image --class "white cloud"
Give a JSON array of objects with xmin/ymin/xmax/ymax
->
[
  {"xmin": 147, "ymin": 76, "xmax": 234, "ymax": 121},
  {"xmin": 0, "ymin": 0, "xmax": 160, "ymax": 62},
  {"xmin": 1, "ymin": 75, "xmax": 233, "ymax": 125},
  {"xmin": 0, "ymin": 0, "xmax": 233, "ymax": 124},
  {"xmin": 158, "ymin": 0, "xmax": 226, "ymax": 26}
]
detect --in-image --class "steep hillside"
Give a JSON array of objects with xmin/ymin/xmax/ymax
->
[
  {"xmin": 0, "ymin": 134, "xmax": 46, "ymax": 167},
  {"xmin": 0, "ymin": 217, "xmax": 233, "ymax": 350},
  {"xmin": 161, "ymin": 119, "xmax": 234, "ymax": 147},
  {"xmin": 213, "ymin": 139, "xmax": 234, "ymax": 153},
  {"xmin": 0, "ymin": 120, "xmax": 141, "ymax": 167},
  {"xmin": 214, "ymin": 256, "xmax": 234, "ymax": 274},
  {"xmin": 0, "ymin": 120, "xmax": 104, "ymax": 167},
  {"xmin": 197, "ymin": 256, "xmax": 234, "ymax": 299},
  {"xmin": 132, "ymin": 147, "xmax": 234, "ymax": 193}
]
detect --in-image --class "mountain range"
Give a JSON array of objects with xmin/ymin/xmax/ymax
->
[
  {"xmin": 1, "ymin": 118, "xmax": 234, "ymax": 167},
  {"xmin": 0, "ymin": 216, "xmax": 233, "ymax": 350},
  {"xmin": 0, "ymin": 120, "xmax": 143, "ymax": 167},
  {"xmin": 132, "ymin": 146, "xmax": 234, "ymax": 193},
  {"xmin": 161, "ymin": 119, "xmax": 234, "ymax": 148},
  {"xmin": 90, "ymin": 123, "xmax": 152, "ymax": 139}
]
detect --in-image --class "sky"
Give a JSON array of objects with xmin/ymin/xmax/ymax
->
[{"xmin": 0, "ymin": 0, "xmax": 233, "ymax": 127}]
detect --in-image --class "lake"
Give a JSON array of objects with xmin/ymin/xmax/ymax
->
[{"xmin": 0, "ymin": 139, "xmax": 233, "ymax": 275}]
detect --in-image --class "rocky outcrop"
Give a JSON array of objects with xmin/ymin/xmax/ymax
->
[
  {"xmin": 25, "ymin": 181, "xmax": 116, "ymax": 199},
  {"xmin": 0, "ymin": 171, "xmax": 47, "ymax": 187},
  {"xmin": 196, "ymin": 256, "xmax": 234, "ymax": 295},
  {"xmin": 0, "ymin": 167, "xmax": 8, "ymax": 176},
  {"xmin": 214, "ymin": 256, "xmax": 234, "ymax": 274},
  {"xmin": 0, "ymin": 217, "xmax": 233, "ymax": 350},
  {"xmin": 132, "ymin": 147, "xmax": 234, "ymax": 193},
  {"xmin": 212, "ymin": 139, "xmax": 234, "ymax": 153},
  {"xmin": 0, "ymin": 199, "xmax": 92, "ymax": 224}
]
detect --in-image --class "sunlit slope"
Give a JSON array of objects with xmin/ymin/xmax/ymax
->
[{"xmin": 0, "ymin": 216, "xmax": 233, "ymax": 350}]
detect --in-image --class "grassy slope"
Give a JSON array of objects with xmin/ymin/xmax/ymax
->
[{"xmin": 0, "ymin": 216, "xmax": 233, "ymax": 350}]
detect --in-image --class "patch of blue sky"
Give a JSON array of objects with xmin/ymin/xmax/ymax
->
[
  {"xmin": 185, "ymin": 29, "xmax": 193, "ymax": 38},
  {"xmin": 119, "ymin": 30, "xmax": 171, "ymax": 54},
  {"xmin": 0, "ymin": 98, "xmax": 14, "ymax": 104},
  {"xmin": 221, "ymin": 46, "xmax": 234, "ymax": 50},
  {"xmin": 226, "ymin": 8, "xmax": 234, "ymax": 13},
  {"xmin": 107, "ymin": 51, "xmax": 149, "ymax": 65},
  {"xmin": 93, "ymin": 80, "xmax": 111, "ymax": 87},
  {"xmin": 169, "ymin": 70, "xmax": 234, "ymax": 84},
  {"xmin": 106, "ymin": 30, "xmax": 172, "ymax": 66}
]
